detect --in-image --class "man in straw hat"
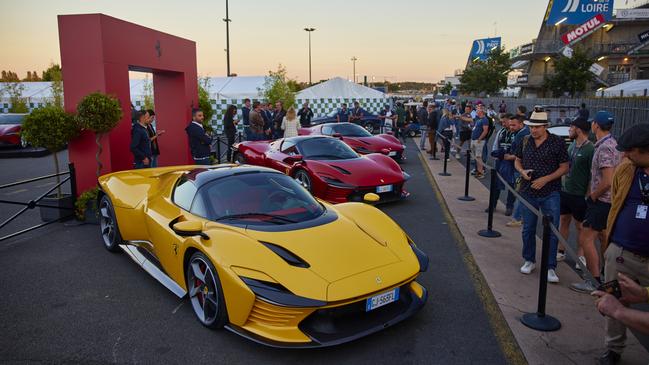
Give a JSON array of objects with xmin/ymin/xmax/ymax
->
[{"xmin": 514, "ymin": 109, "xmax": 569, "ymax": 284}]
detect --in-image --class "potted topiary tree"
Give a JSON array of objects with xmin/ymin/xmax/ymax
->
[
  {"xmin": 76, "ymin": 92, "xmax": 123, "ymax": 177},
  {"xmin": 21, "ymin": 105, "xmax": 80, "ymax": 222}
]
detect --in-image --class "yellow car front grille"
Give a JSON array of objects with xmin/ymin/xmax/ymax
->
[{"xmin": 248, "ymin": 299, "xmax": 310, "ymax": 327}]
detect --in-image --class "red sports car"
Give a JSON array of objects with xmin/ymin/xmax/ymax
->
[
  {"xmin": 299, "ymin": 122, "xmax": 406, "ymax": 161},
  {"xmin": 0, "ymin": 113, "xmax": 28, "ymax": 148},
  {"xmin": 233, "ymin": 136, "xmax": 409, "ymax": 204}
]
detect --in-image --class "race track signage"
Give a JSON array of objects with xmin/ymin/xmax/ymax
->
[
  {"xmin": 468, "ymin": 37, "xmax": 502, "ymax": 61},
  {"xmin": 617, "ymin": 8, "xmax": 649, "ymax": 19},
  {"xmin": 561, "ymin": 14, "xmax": 605, "ymax": 45},
  {"xmin": 517, "ymin": 74, "xmax": 529, "ymax": 84},
  {"xmin": 546, "ymin": 0, "xmax": 612, "ymax": 25},
  {"xmin": 639, "ymin": 29, "xmax": 649, "ymax": 43}
]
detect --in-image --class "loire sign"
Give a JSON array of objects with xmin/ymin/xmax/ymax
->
[
  {"xmin": 546, "ymin": 0, "xmax": 613, "ymax": 25},
  {"xmin": 561, "ymin": 14, "xmax": 605, "ymax": 45}
]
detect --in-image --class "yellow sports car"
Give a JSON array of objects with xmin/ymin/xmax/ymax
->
[{"xmin": 98, "ymin": 164, "xmax": 428, "ymax": 347}]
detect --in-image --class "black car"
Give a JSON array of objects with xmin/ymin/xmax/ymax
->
[{"xmin": 310, "ymin": 109, "xmax": 383, "ymax": 134}]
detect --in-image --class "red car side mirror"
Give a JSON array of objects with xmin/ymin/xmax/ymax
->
[{"xmin": 284, "ymin": 155, "xmax": 303, "ymax": 164}]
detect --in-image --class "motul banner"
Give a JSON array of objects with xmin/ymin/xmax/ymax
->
[{"xmin": 561, "ymin": 14, "xmax": 605, "ymax": 45}]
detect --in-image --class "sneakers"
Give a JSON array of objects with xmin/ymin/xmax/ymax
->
[
  {"xmin": 476, "ymin": 173, "xmax": 485, "ymax": 179},
  {"xmin": 455, "ymin": 153, "xmax": 461, "ymax": 159},
  {"xmin": 506, "ymin": 219, "xmax": 523, "ymax": 227},
  {"xmin": 520, "ymin": 261, "xmax": 536, "ymax": 274},
  {"xmin": 556, "ymin": 251, "xmax": 566, "ymax": 262},
  {"xmin": 575, "ymin": 256, "xmax": 587, "ymax": 271},
  {"xmin": 547, "ymin": 269, "xmax": 560, "ymax": 283},
  {"xmin": 570, "ymin": 280, "xmax": 597, "ymax": 294}
]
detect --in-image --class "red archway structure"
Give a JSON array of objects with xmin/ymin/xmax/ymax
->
[{"xmin": 58, "ymin": 14, "xmax": 198, "ymax": 193}]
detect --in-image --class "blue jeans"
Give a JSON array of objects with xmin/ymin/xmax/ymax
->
[{"xmin": 520, "ymin": 191, "xmax": 560, "ymax": 269}]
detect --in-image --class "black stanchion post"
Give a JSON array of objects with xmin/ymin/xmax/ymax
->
[
  {"xmin": 520, "ymin": 214, "xmax": 561, "ymax": 332},
  {"xmin": 458, "ymin": 149, "xmax": 475, "ymax": 201},
  {"xmin": 439, "ymin": 134, "xmax": 451, "ymax": 177},
  {"xmin": 216, "ymin": 135, "xmax": 222, "ymax": 164},
  {"xmin": 478, "ymin": 167, "xmax": 502, "ymax": 238}
]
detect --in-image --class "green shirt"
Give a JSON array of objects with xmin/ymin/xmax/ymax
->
[
  {"xmin": 396, "ymin": 107, "xmax": 407, "ymax": 127},
  {"xmin": 562, "ymin": 139, "xmax": 594, "ymax": 196}
]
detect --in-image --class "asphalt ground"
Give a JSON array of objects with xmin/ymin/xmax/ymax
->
[{"xmin": 0, "ymin": 141, "xmax": 516, "ymax": 364}]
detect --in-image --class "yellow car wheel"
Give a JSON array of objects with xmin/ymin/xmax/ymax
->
[
  {"xmin": 186, "ymin": 252, "xmax": 228, "ymax": 329},
  {"xmin": 99, "ymin": 195, "xmax": 122, "ymax": 253}
]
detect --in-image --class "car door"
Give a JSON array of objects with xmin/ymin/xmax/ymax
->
[
  {"xmin": 144, "ymin": 175, "xmax": 200, "ymax": 288},
  {"xmin": 267, "ymin": 139, "xmax": 298, "ymax": 175}
]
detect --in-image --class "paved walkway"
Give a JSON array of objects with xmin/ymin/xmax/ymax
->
[{"xmin": 416, "ymin": 143, "xmax": 649, "ymax": 365}]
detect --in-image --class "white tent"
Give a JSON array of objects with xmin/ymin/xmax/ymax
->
[
  {"xmin": 296, "ymin": 77, "xmax": 387, "ymax": 117},
  {"xmin": 602, "ymin": 79, "xmax": 649, "ymax": 97}
]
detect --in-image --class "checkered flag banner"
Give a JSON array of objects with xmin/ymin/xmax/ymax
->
[{"xmin": 4, "ymin": 95, "xmax": 387, "ymax": 135}]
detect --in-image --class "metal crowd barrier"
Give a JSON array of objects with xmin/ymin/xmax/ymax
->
[{"xmin": 426, "ymin": 132, "xmax": 602, "ymax": 332}]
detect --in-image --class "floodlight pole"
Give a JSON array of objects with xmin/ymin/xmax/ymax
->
[
  {"xmin": 304, "ymin": 27, "xmax": 316, "ymax": 85},
  {"xmin": 351, "ymin": 56, "xmax": 358, "ymax": 83},
  {"xmin": 224, "ymin": 0, "xmax": 232, "ymax": 76}
]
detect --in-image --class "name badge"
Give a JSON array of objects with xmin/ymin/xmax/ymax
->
[{"xmin": 637, "ymin": 205, "xmax": 648, "ymax": 220}]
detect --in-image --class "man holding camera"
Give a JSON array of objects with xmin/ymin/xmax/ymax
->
[{"xmin": 594, "ymin": 123, "xmax": 649, "ymax": 365}]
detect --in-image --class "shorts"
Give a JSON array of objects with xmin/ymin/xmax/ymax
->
[
  {"xmin": 460, "ymin": 130, "xmax": 472, "ymax": 142},
  {"xmin": 470, "ymin": 140, "xmax": 485, "ymax": 158},
  {"xmin": 582, "ymin": 198, "xmax": 611, "ymax": 231},
  {"xmin": 559, "ymin": 191, "xmax": 587, "ymax": 222}
]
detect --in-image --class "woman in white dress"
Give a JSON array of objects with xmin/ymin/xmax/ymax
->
[{"xmin": 281, "ymin": 107, "xmax": 300, "ymax": 138}]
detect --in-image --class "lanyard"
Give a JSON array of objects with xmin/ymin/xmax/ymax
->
[{"xmin": 639, "ymin": 170, "xmax": 649, "ymax": 205}]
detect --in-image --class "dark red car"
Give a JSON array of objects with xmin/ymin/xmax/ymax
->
[
  {"xmin": 233, "ymin": 136, "xmax": 409, "ymax": 204},
  {"xmin": 0, "ymin": 113, "xmax": 28, "ymax": 148},
  {"xmin": 299, "ymin": 123, "xmax": 406, "ymax": 162}
]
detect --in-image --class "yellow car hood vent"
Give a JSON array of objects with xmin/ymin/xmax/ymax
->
[{"xmin": 244, "ymin": 216, "xmax": 400, "ymax": 283}]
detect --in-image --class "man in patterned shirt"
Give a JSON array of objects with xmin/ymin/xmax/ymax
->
[
  {"xmin": 571, "ymin": 111, "xmax": 621, "ymax": 294},
  {"xmin": 515, "ymin": 111, "xmax": 569, "ymax": 283}
]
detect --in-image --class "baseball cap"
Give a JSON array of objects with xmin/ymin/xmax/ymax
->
[
  {"xmin": 571, "ymin": 117, "xmax": 591, "ymax": 132},
  {"xmin": 616, "ymin": 123, "xmax": 649, "ymax": 152},
  {"xmin": 592, "ymin": 110, "xmax": 614, "ymax": 126}
]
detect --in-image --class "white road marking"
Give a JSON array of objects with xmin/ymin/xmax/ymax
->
[{"xmin": 4, "ymin": 189, "xmax": 28, "ymax": 196}]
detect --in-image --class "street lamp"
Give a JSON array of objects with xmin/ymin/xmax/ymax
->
[
  {"xmin": 304, "ymin": 27, "xmax": 316, "ymax": 85},
  {"xmin": 351, "ymin": 56, "xmax": 358, "ymax": 83},
  {"xmin": 223, "ymin": 0, "xmax": 232, "ymax": 76}
]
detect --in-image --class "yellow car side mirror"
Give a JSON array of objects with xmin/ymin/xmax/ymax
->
[
  {"xmin": 363, "ymin": 193, "xmax": 380, "ymax": 203},
  {"xmin": 172, "ymin": 220, "xmax": 209, "ymax": 239}
]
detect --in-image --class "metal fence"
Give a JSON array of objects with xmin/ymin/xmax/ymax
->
[{"xmin": 463, "ymin": 97, "xmax": 649, "ymax": 137}]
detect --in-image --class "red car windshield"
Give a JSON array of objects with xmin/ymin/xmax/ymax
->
[
  {"xmin": 327, "ymin": 123, "xmax": 372, "ymax": 137},
  {"xmin": 297, "ymin": 138, "xmax": 359, "ymax": 160},
  {"xmin": 200, "ymin": 173, "xmax": 324, "ymax": 225}
]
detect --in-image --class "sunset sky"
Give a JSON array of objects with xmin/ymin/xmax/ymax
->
[{"xmin": 0, "ymin": 0, "xmax": 636, "ymax": 83}]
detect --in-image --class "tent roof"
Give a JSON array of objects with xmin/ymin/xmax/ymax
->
[
  {"xmin": 1, "ymin": 76, "xmax": 267, "ymax": 100},
  {"xmin": 208, "ymin": 76, "xmax": 266, "ymax": 99},
  {"xmin": 296, "ymin": 77, "xmax": 386, "ymax": 99},
  {"xmin": 603, "ymin": 79, "xmax": 649, "ymax": 97},
  {"xmin": 0, "ymin": 82, "xmax": 54, "ymax": 99}
]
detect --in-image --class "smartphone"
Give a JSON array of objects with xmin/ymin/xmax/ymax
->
[{"xmin": 597, "ymin": 280, "xmax": 622, "ymax": 299}]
